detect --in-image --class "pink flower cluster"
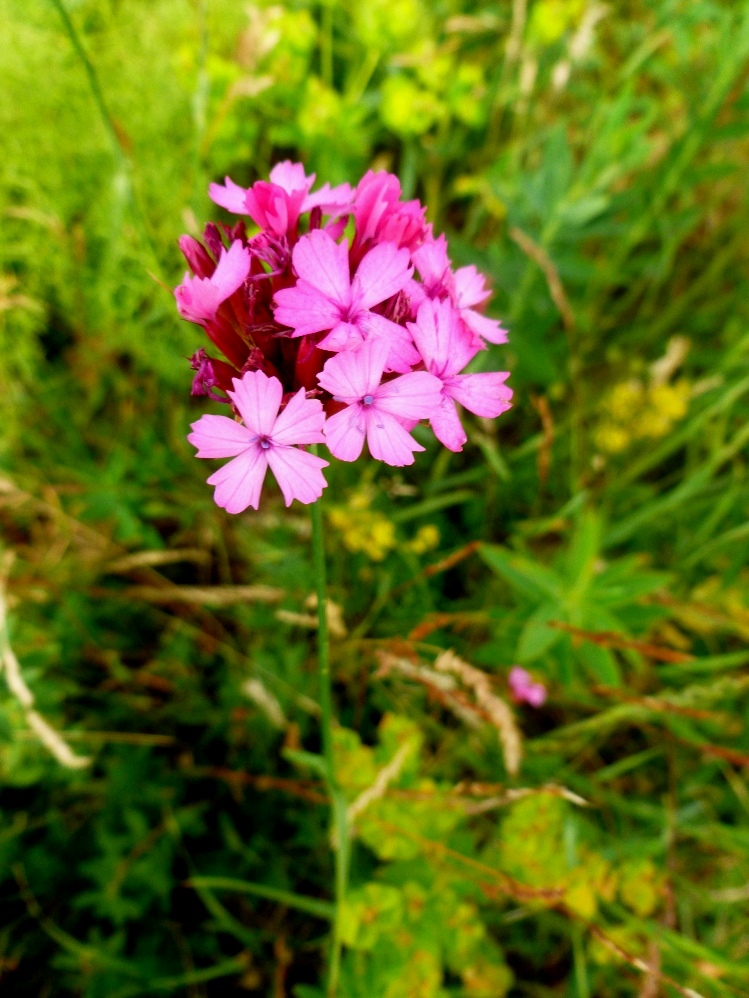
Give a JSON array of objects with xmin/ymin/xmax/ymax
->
[{"xmin": 175, "ymin": 163, "xmax": 512, "ymax": 512}]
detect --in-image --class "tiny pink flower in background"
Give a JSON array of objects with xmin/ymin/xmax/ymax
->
[
  {"xmin": 318, "ymin": 338, "xmax": 442, "ymax": 466},
  {"xmin": 188, "ymin": 370, "xmax": 328, "ymax": 513},
  {"xmin": 175, "ymin": 241, "xmax": 250, "ymax": 324},
  {"xmin": 508, "ymin": 666, "xmax": 547, "ymax": 707},
  {"xmin": 273, "ymin": 229, "xmax": 419, "ymax": 373},
  {"xmin": 409, "ymin": 299, "xmax": 513, "ymax": 452}
]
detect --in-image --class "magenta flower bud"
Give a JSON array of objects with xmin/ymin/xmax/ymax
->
[{"xmin": 179, "ymin": 235, "xmax": 214, "ymax": 279}]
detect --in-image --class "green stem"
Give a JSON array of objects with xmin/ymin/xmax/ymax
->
[
  {"xmin": 309, "ymin": 482, "xmax": 347, "ymax": 997},
  {"xmin": 310, "ymin": 491, "xmax": 334, "ymax": 779}
]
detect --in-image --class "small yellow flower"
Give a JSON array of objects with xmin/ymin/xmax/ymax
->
[
  {"xmin": 328, "ymin": 488, "xmax": 398, "ymax": 561},
  {"xmin": 407, "ymin": 524, "xmax": 440, "ymax": 555}
]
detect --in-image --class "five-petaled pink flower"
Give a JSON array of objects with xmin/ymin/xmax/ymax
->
[
  {"xmin": 188, "ymin": 371, "xmax": 329, "ymax": 513},
  {"xmin": 411, "ymin": 235, "xmax": 508, "ymax": 346},
  {"xmin": 273, "ymin": 229, "xmax": 419, "ymax": 373},
  {"xmin": 317, "ymin": 339, "xmax": 442, "ymax": 466},
  {"xmin": 175, "ymin": 241, "xmax": 250, "ymax": 324},
  {"xmin": 508, "ymin": 666, "xmax": 547, "ymax": 707},
  {"xmin": 409, "ymin": 299, "xmax": 513, "ymax": 452}
]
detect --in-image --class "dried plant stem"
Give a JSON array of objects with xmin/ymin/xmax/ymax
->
[
  {"xmin": 0, "ymin": 555, "xmax": 89, "ymax": 769},
  {"xmin": 310, "ymin": 485, "xmax": 347, "ymax": 998}
]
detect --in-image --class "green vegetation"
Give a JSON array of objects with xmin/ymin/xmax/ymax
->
[{"xmin": 2, "ymin": 0, "xmax": 749, "ymax": 994}]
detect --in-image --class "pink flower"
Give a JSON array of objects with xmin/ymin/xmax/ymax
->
[
  {"xmin": 273, "ymin": 229, "xmax": 419, "ymax": 373},
  {"xmin": 409, "ymin": 299, "xmax": 512, "ymax": 452},
  {"xmin": 317, "ymin": 339, "xmax": 442, "ymax": 466},
  {"xmin": 175, "ymin": 241, "xmax": 251, "ymax": 324},
  {"xmin": 269, "ymin": 161, "xmax": 353, "ymax": 215},
  {"xmin": 508, "ymin": 667, "xmax": 547, "ymax": 707},
  {"xmin": 411, "ymin": 236, "xmax": 508, "ymax": 346},
  {"xmin": 188, "ymin": 371, "xmax": 328, "ymax": 512},
  {"xmin": 352, "ymin": 171, "xmax": 430, "ymax": 258},
  {"xmin": 209, "ymin": 163, "xmax": 353, "ymax": 237}
]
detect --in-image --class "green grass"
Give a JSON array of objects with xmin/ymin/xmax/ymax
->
[{"xmin": 1, "ymin": 0, "xmax": 749, "ymax": 994}]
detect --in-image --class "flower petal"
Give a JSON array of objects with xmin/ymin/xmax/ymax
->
[
  {"xmin": 445, "ymin": 372, "xmax": 512, "ymax": 418},
  {"xmin": 317, "ymin": 338, "xmax": 389, "ymax": 402},
  {"xmin": 412, "ymin": 234, "xmax": 451, "ymax": 291},
  {"xmin": 228, "ymin": 370, "xmax": 283, "ymax": 437},
  {"xmin": 409, "ymin": 298, "xmax": 478, "ymax": 378},
  {"xmin": 210, "ymin": 241, "xmax": 251, "ymax": 301},
  {"xmin": 323, "ymin": 405, "xmax": 367, "ymax": 462},
  {"xmin": 270, "ymin": 160, "xmax": 314, "ymax": 194},
  {"xmin": 271, "ymin": 389, "xmax": 327, "ymax": 446},
  {"xmin": 302, "ymin": 181, "xmax": 354, "ymax": 214},
  {"xmin": 358, "ymin": 312, "xmax": 421, "ymax": 373},
  {"xmin": 374, "ymin": 371, "xmax": 443, "ymax": 421},
  {"xmin": 292, "ymin": 230, "xmax": 351, "ymax": 306},
  {"xmin": 267, "ymin": 446, "xmax": 329, "ymax": 506},
  {"xmin": 461, "ymin": 308, "xmax": 508, "ymax": 345},
  {"xmin": 453, "ymin": 265, "xmax": 491, "ymax": 308},
  {"xmin": 318, "ymin": 321, "xmax": 365, "ymax": 353},
  {"xmin": 430, "ymin": 395, "xmax": 466, "ymax": 452},
  {"xmin": 274, "ymin": 281, "xmax": 343, "ymax": 337},
  {"xmin": 209, "ymin": 177, "xmax": 250, "ymax": 214},
  {"xmin": 188, "ymin": 414, "xmax": 253, "ymax": 458},
  {"xmin": 366, "ymin": 410, "xmax": 424, "ymax": 466},
  {"xmin": 351, "ymin": 241, "xmax": 413, "ymax": 310},
  {"xmin": 207, "ymin": 446, "xmax": 268, "ymax": 513}
]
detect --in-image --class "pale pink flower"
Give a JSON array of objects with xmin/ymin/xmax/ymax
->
[
  {"xmin": 409, "ymin": 299, "xmax": 512, "ymax": 452},
  {"xmin": 411, "ymin": 236, "xmax": 508, "ymax": 346},
  {"xmin": 352, "ymin": 171, "xmax": 430, "ymax": 257},
  {"xmin": 175, "ymin": 241, "xmax": 251, "ymax": 324},
  {"xmin": 188, "ymin": 371, "xmax": 328, "ymax": 512},
  {"xmin": 269, "ymin": 161, "xmax": 353, "ymax": 215},
  {"xmin": 273, "ymin": 229, "xmax": 419, "ymax": 373},
  {"xmin": 209, "ymin": 163, "xmax": 353, "ymax": 237},
  {"xmin": 508, "ymin": 666, "xmax": 547, "ymax": 707},
  {"xmin": 317, "ymin": 339, "xmax": 442, "ymax": 466}
]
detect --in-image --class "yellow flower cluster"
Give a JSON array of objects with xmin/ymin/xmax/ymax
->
[
  {"xmin": 406, "ymin": 525, "xmax": 440, "ymax": 556},
  {"xmin": 328, "ymin": 489, "xmax": 440, "ymax": 562},
  {"xmin": 594, "ymin": 378, "xmax": 691, "ymax": 455},
  {"xmin": 328, "ymin": 487, "xmax": 397, "ymax": 562}
]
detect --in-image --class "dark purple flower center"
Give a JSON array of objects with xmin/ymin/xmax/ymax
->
[
  {"xmin": 259, "ymin": 437, "xmax": 271, "ymax": 450},
  {"xmin": 362, "ymin": 395, "xmax": 374, "ymax": 407}
]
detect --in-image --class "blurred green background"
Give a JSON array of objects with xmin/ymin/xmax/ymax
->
[{"xmin": 2, "ymin": 0, "xmax": 749, "ymax": 994}]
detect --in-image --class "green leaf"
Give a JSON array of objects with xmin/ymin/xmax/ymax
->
[
  {"xmin": 187, "ymin": 877, "xmax": 334, "ymax": 921},
  {"xmin": 576, "ymin": 643, "xmax": 622, "ymax": 686},
  {"xmin": 517, "ymin": 602, "xmax": 565, "ymax": 662},
  {"xmin": 479, "ymin": 544, "xmax": 565, "ymax": 602},
  {"xmin": 282, "ymin": 748, "xmax": 330, "ymax": 780}
]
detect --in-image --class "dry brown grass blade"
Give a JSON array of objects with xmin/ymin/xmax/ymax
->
[
  {"xmin": 0, "ymin": 553, "xmax": 90, "ymax": 769},
  {"xmin": 548, "ymin": 621, "xmax": 696, "ymax": 663},
  {"xmin": 376, "ymin": 649, "xmax": 522, "ymax": 775},
  {"xmin": 530, "ymin": 393, "xmax": 555, "ymax": 485},
  {"xmin": 408, "ymin": 610, "xmax": 488, "ymax": 642},
  {"xmin": 106, "ymin": 549, "xmax": 211, "ymax": 572},
  {"xmin": 115, "ymin": 584, "xmax": 284, "ymax": 606},
  {"xmin": 509, "ymin": 226, "xmax": 576, "ymax": 330},
  {"xmin": 435, "ymin": 650, "xmax": 522, "ymax": 776}
]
